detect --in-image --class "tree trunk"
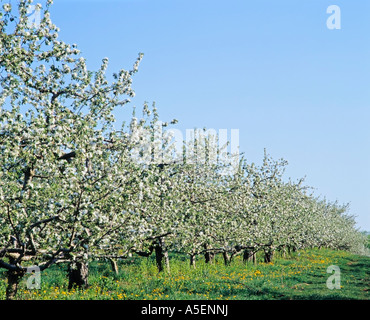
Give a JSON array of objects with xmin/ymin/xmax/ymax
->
[
  {"xmin": 189, "ymin": 254, "xmax": 196, "ymax": 268},
  {"xmin": 252, "ymin": 252, "xmax": 256, "ymax": 264},
  {"xmin": 154, "ymin": 238, "xmax": 170, "ymax": 273},
  {"xmin": 204, "ymin": 244, "xmax": 214, "ymax": 264},
  {"xmin": 109, "ymin": 258, "xmax": 119, "ymax": 275},
  {"xmin": 163, "ymin": 248, "xmax": 170, "ymax": 273},
  {"xmin": 264, "ymin": 249, "xmax": 274, "ymax": 263},
  {"xmin": 281, "ymin": 246, "xmax": 286, "ymax": 258},
  {"xmin": 222, "ymin": 251, "xmax": 231, "ymax": 266},
  {"xmin": 155, "ymin": 245, "xmax": 164, "ymax": 272},
  {"xmin": 205, "ymin": 251, "xmax": 214, "ymax": 264},
  {"xmin": 68, "ymin": 261, "xmax": 89, "ymax": 290},
  {"xmin": 6, "ymin": 269, "xmax": 25, "ymax": 300},
  {"xmin": 288, "ymin": 246, "xmax": 297, "ymax": 257},
  {"xmin": 243, "ymin": 249, "xmax": 256, "ymax": 264}
]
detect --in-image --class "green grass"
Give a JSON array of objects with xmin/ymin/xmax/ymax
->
[{"xmin": 0, "ymin": 248, "xmax": 369, "ymax": 300}]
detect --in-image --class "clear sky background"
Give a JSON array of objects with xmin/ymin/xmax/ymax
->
[{"xmin": 46, "ymin": 0, "xmax": 369, "ymax": 230}]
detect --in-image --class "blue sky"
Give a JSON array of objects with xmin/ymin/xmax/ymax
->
[{"xmin": 46, "ymin": 0, "xmax": 369, "ymax": 230}]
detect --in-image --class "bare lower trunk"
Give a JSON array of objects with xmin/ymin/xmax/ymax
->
[
  {"xmin": 205, "ymin": 251, "xmax": 214, "ymax": 264},
  {"xmin": 189, "ymin": 254, "xmax": 196, "ymax": 268},
  {"xmin": 264, "ymin": 249, "xmax": 274, "ymax": 263},
  {"xmin": 223, "ymin": 251, "xmax": 231, "ymax": 266},
  {"xmin": 163, "ymin": 249, "xmax": 170, "ymax": 273},
  {"xmin": 204, "ymin": 244, "xmax": 214, "ymax": 264},
  {"xmin": 109, "ymin": 258, "xmax": 119, "ymax": 275},
  {"xmin": 281, "ymin": 246, "xmax": 286, "ymax": 258},
  {"xmin": 68, "ymin": 261, "xmax": 89, "ymax": 290},
  {"xmin": 287, "ymin": 245, "xmax": 296, "ymax": 257},
  {"xmin": 6, "ymin": 269, "xmax": 25, "ymax": 300},
  {"xmin": 243, "ymin": 249, "xmax": 256, "ymax": 264},
  {"xmin": 155, "ymin": 245, "xmax": 164, "ymax": 272},
  {"xmin": 155, "ymin": 238, "xmax": 170, "ymax": 273}
]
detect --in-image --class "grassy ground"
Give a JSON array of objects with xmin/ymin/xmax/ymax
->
[{"xmin": 0, "ymin": 248, "xmax": 369, "ymax": 300}]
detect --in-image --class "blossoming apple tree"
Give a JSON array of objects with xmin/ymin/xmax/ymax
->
[{"xmin": 0, "ymin": 0, "xmax": 150, "ymax": 298}]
